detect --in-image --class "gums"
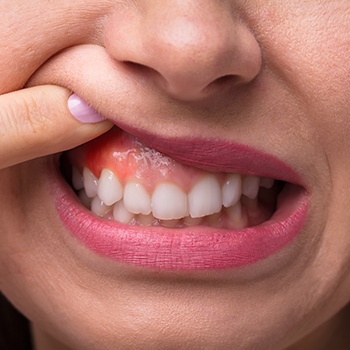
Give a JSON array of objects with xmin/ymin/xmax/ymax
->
[
  {"xmin": 64, "ymin": 128, "xmax": 284, "ymax": 230},
  {"xmin": 55, "ymin": 128, "xmax": 309, "ymax": 270},
  {"xmin": 67, "ymin": 128, "xmax": 214, "ymax": 193}
]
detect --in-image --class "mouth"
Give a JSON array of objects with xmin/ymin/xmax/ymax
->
[{"xmin": 54, "ymin": 126, "xmax": 309, "ymax": 271}]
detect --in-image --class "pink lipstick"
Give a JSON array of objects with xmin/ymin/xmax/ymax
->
[{"xmin": 52, "ymin": 127, "xmax": 309, "ymax": 271}]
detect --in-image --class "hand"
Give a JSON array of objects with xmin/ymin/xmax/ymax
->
[{"xmin": 0, "ymin": 85, "xmax": 112, "ymax": 169}]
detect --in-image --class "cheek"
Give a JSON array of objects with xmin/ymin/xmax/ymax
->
[
  {"xmin": 0, "ymin": 4, "xmax": 54, "ymax": 92},
  {"xmin": 0, "ymin": 0, "xmax": 105, "ymax": 94},
  {"xmin": 0, "ymin": 166, "xmax": 34, "ymax": 288},
  {"xmin": 0, "ymin": 163, "xmax": 73, "ymax": 337},
  {"xmin": 0, "ymin": 163, "xmax": 55, "ymax": 293},
  {"xmin": 258, "ymin": 3, "xmax": 350, "ymax": 180},
  {"xmin": 256, "ymin": 2, "xmax": 350, "ymax": 103},
  {"xmin": 0, "ymin": 167, "xmax": 23, "ymax": 255},
  {"xmin": 0, "ymin": 167, "xmax": 34, "ymax": 316}
]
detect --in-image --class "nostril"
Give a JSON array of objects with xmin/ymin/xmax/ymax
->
[
  {"xmin": 123, "ymin": 61, "xmax": 149, "ymax": 73},
  {"xmin": 211, "ymin": 74, "xmax": 237, "ymax": 87},
  {"xmin": 122, "ymin": 60, "xmax": 163, "ymax": 82},
  {"xmin": 124, "ymin": 61, "xmax": 238, "ymax": 87},
  {"xmin": 202, "ymin": 74, "xmax": 239, "ymax": 96},
  {"xmin": 217, "ymin": 75, "xmax": 235, "ymax": 84}
]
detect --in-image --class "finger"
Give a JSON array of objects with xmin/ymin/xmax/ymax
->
[{"xmin": 0, "ymin": 85, "xmax": 112, "ymax": 169}]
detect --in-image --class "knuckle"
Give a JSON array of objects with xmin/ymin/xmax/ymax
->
[{"xmin": 0, "ymin": 91, "xmax": 51, "ymax": 143}]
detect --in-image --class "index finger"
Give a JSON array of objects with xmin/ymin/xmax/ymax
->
[{"xmin": 0, "ymin": 85, "xmax": 112, "ymax": 169}]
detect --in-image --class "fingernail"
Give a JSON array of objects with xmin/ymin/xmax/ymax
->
[{"xmin": 68, "ymin": 94, "xmax": 105, "ymax": 123}]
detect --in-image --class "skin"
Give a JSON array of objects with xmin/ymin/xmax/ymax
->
[{"xmin": 0, "ymin": 0, "xmax": 350, "ymax": 349}]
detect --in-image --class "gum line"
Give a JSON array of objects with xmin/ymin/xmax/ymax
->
[
  {"xmin": 67, "ymin": 128, "xmax": 273, "ymax": 194},
  {"xmin": 66, "ymin": 128, "xmax": 278, "ymax": 229}
]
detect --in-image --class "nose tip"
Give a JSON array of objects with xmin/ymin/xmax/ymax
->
[{"xmin": 104, "ymin": 3, "xmax": 262, "ymax": 101}]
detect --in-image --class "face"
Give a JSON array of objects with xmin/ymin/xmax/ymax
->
[{"xmin": 1, "ymin": 1, "xmax": 350, "ymax": 349}]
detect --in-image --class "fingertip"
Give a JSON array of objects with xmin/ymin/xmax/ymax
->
[{"xmin": 68, "ymin": 93, "xmax": 105, "ymax": 124}]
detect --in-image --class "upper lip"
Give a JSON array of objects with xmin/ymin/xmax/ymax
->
[
  {"xmin": 115, "ymin": 124, "xmax": 303, "ymax": 185},
  {"xmin": 27, "ymin": 44, "xmax": 305, "ymax": 188}
]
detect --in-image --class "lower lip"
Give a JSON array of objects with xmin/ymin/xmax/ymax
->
[{"xmin": 51, "ymin": 161, "xmax": 309, "ymax": 271}]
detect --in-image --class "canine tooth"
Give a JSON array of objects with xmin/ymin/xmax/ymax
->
[
  {"xmin": 188, "ymin": 175, "xmax": 222, "ymax": 218},
  {"xmin": 97, "ymin": 169, "xmax": 123, "ymax": 206},
  {"xmin": 78, "ymin": 189, "xmax": 92, "ymax": 209},
  {"xmin": 72, "ymin": 167, "xmax": 84, "ymax": 190},
  {"xmin": 242, "ymin": 176, "xmax": 260, "ymax": 199},
  {"xmin": 91, "ymin": 196, "xmax": 111, "ymax": 217},
  {"xmin": 83, "ymin": 167, "xmax": 99, "ymax": 198},
  {"xmin": 124, "ymin": 181, "xmax": 151, "ymax": 215},
  {"xmin": 222, "ymin": 174, "xmax": 242, "ymax": 208},
  {"xmin": 113, "ymin": 201, "xmax": 135, "ymax": 224},
  {"xmin": 260, "ymin": 177, "xmax": 275, "ymax": 189},
  {"xmin": 151, "ymin": 183, "xmax": 188, "ymax": 220}
]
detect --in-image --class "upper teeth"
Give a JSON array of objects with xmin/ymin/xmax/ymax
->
[
  {"xmin": 124, "ymin": 181, "xmax": 152, "ymax": 215},
  {"xmin": 188, "ymin": 175, "xmax": 222, "ymax": 218},
  {"xmin": 97, "ymin": 169, "xmax": 123, "ymax": 206},
  {"xmin": 152, "ymin": 182, "xmax": 189, "ymax": 220},
  {"xmin": 73, "ymin": 166, "xmax": 275, "ymax": 225},
  {"xmin": 222, "ymin": 173, "xmax": 241, "ymax": 207}
]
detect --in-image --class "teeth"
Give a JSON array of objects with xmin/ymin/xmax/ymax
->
[
  {"xmin": 242, "ymin": 176, "xmax": 260, "ymax": 199},
  {"xmin": 260, "ymin": 177, "xmax": 275, "ymax": 189},
  {"xmin": 91, "ymin": 196, "xmax": 111, "ymax": 217},
  {"xmin": 184, "ymin": 216, "xmax": 202, "ymax": 226},
  {"xmin": 161, "ymin": 219, "xmax": 180, "ymax": 228},
  {"xmin": 222, "ymin": 174, "xmax": 242, "ymax": 208},
  {"xmin": 72, "ymin": 167, "xmax": 84, "ymax": 190},
  {"xmin": 103, "ymin": 212, "xmax": 114, "ymax": 220},
  {"xmin": 123, "ymin": 181, "xmax": 152, "ymax": 215},
  {"xmin": 188, "ymin": 175, "xmax": 222, "ymax": 218},
  {"xmin": 112, "ymin": 200, "xmax": 135, "ymax": 224},
  {"xmin": 76, "ymin": 166, "xmax": 276, "ymax": 228},
  {"xmin": 83, "ymin": 167, "xmax": 99, "ymax": 198},
  {"xmin": 97, "ymin": 169, "xmax": 123, "ymax": 206},
  {"xmin": 138, "ymin": 213, "xmax": 156, "ymax": 226},
  {"xmin": 78, "ymin": 188, "xmax": 92, "ymax": 209},
  {"xmin": 206, "ymin": 212, "xmax": 221, "ymax": 226},
  {"xmin": 151, "ymin": 183, "xmax": 189, "ymax": 220},
  {"xmin": 226, "ymin": 202, "xmax": 247, "ymax": 229}
]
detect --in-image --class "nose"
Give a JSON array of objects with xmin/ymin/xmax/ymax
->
[{"xmin": 104, "ymin": 1, "xmax": 262, "ymax": 101}]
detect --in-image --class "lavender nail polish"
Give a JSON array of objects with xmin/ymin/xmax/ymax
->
[{"xmin": 68, "ymin": 94, "xmax": 105, "ymax": 123}]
